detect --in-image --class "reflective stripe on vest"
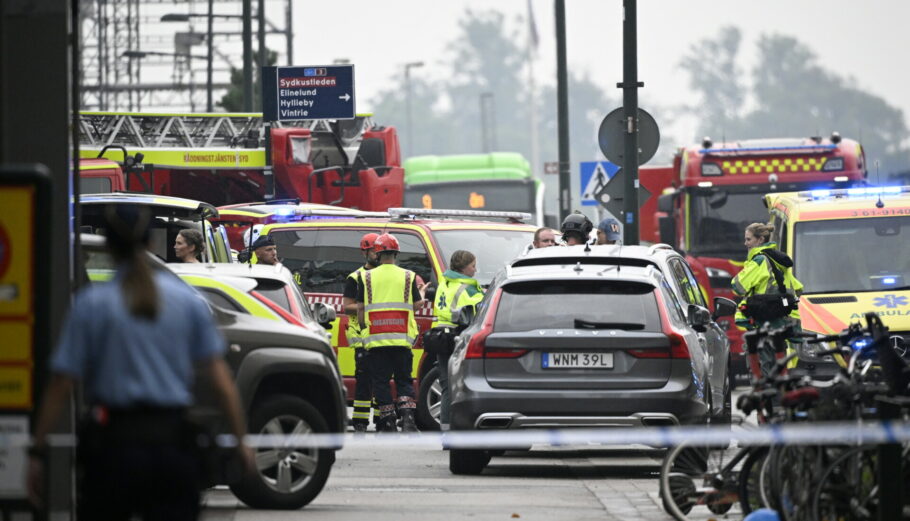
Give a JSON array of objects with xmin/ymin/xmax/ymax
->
[
  {"xmin": 364, "ymin": 265, "xmax": 418, "ymax": 349},
  {"xmin": 346, "ymin": 267, "xmax": 368, "ymax": 347}
]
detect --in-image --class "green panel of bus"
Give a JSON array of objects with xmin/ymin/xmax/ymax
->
[{"xmin": 403, "ymin": 153, "xmax": 544, "ymax": 226}]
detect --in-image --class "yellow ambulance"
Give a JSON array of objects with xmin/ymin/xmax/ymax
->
[{"xmin": 764, "ymin": 186, "xmax": 910, "ymax": 371}]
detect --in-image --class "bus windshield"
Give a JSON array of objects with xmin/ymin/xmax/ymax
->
[
  {"xmin": 794, "ymin": 216, "xmax": 910, "ymax": 293},
  {"xmin": 404, "ymin": 179, "xmax": 536, "ymax": 215},
  {"xmin": 689, "ymin": 190, "xmax": 768, "ymax": 257}
]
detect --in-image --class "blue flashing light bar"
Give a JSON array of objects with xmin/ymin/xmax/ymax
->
[
  {"xmin": 797, "ymin": 185, "xmax": 910, "ymax": 199},
  {"xmin": 883, "ymin": 277, "xmax": 897, "ymax": 285}
]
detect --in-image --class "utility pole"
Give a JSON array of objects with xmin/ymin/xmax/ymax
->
[
  {"xmin": 621, "ymin": 0, "xmax": 641, "ymax": 245},
  {"xmin": 242, "ymin": 0, "xmax": 253, "ymax": 111},
  {"xmin": 555, "ymin": 0, "xmax": 571, "ymax": 221},
  {"xmin": 258, "ymin": 0, "xmax": 267, "ymax": 109},
  {"xmin": 206, "ymin": 0, "xmax": 214, "ymax": 111}
]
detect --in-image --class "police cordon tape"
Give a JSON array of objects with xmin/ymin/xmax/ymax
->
[{"xmin": 5, "ymin": 421, "xmax": 910, "ymax": 450}]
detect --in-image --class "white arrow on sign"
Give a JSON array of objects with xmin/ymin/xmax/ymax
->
[{"xmin": 339, "ymin": 93, "xmax": 351, "ymax": 102}]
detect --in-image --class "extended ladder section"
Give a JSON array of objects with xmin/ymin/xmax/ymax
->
[{"xmin": 78, "ymin": 111, "xmax": 374, "ymax": 149}]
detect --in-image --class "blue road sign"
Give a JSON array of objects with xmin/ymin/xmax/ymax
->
[
  {"xmin": 579, "ymin": 161, "xmax": 620, "ymax": 206},
  {"xmin": 262, "ymin": 65, "xmax": 356, "ymax": 122}
]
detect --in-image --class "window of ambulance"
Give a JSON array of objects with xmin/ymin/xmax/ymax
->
[
  {"xmin": 493, "ymin": 280, "xmax": 661, "ymax": 332},
  {"xmin": 433, "ymin": 229, "xmax": 535, "ymax": 286},
  {"xmin": 794, "ymin": 216, "xmax": 910, "ymax": 293},
  {"xmin": 272, "ymin": 228, "xmax": 433, "ymax": 294}
]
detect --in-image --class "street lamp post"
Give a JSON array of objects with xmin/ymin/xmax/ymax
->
[
  {"xmin": 403, "ymin": 61, "xmax": 424, "ymax": 157},
  {"xmin": 480, "ymin": 92, "xmax": 496, "ymax": 153},
  {"xmin": 161, "ymin": 11, "xmax": 246, "ymax": 112}
]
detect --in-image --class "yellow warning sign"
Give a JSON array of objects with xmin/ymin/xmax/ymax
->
[
  {"xmin": 0, "ymin": 367, "xmax": 31, "ymax": 409},
  {"xmin": 0, "ymin": 320, "xmax": 31, "ymax": 362},
  {"xmin": 0, "ymin": 186, "xmax": 34, "ymax": 317}
]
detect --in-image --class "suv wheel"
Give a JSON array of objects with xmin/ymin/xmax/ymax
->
[
  {"xmin": 449, "ymin": 449, "xmax": 491, "ymax": 475},
  {"xmin": 416, "ymin": 366, "xmax": 442, "ymax": 431},
  {"xmin": 230, "ymin": 395, "xmax": 333, "ymax": 509}
]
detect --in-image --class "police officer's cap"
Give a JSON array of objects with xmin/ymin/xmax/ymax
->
[{"xmin": 251, "ymin": 235, "xmax": 275, "ymax": 250}]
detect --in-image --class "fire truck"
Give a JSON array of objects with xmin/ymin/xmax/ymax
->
[
  {"xmin": 645, "ymin": 134, "xmax": 867, "ymax": 378},
  {"xmin": 77, "ymin": 111, "xmax": 404, "ymax": 211}
]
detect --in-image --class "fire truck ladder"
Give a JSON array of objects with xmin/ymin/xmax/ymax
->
[{"xmin": 78, "ymin": 111, "xmax": 375, "ymax": 149}]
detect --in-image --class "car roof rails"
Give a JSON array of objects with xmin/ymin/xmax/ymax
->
[{"xmin": 388, "ymin": 207, "xmax": 532, "ymax": 223}]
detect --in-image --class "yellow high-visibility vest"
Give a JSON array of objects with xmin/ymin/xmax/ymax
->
[
  {"xmin": 363, "ymin": 264, "xmax": 418, "ymax": 349},
  {"xmin": 345, "ymin": 266, "xmax": 368, "ymax": 348},
  {"xmin": 431, "ymin": 275, "xmax": 483, "ymax": 328}
]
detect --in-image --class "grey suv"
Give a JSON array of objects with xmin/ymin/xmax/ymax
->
[{"xmin": 447, "ymin": 247, "xmax": 735, "ymax": 474}]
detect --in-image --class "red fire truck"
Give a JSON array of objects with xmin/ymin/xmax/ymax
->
[
  {"xmin": 643, "ymin": 134, "xmax": 866, "ymax": 379},
  {"xmin": 78, "ymin": 111, "xmax": 403, "ymax": 212}
]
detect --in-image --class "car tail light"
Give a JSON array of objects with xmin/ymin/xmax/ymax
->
[
  {"xmin": 464, "ymin": 289, "xmax": 514, "ymax": 359},
  {"xmin": 641, "ymin": 287, "xmax": 691, "ymax": 359}
]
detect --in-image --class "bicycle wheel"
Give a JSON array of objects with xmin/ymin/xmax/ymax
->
[
  {"xmin": 773, "ymin": 445, "xmax": 824, "ymax": 521},
  {"xmin": 659, "ymin": 441, "xmax": 743, "ymax": 521},
  {"xmin": 812, "ymin": 446, "xmax": 878, "ymax": 521},
  {"xmin": 738, "ymin": 446, "xmax": 769, "ymax": 515}
]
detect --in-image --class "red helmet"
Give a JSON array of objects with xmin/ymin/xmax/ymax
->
[
  {"xmin": 360, "ymin": 232, "xmax": 379, "ymax": 250},
  {"xmin": 372, "ymin": 233, "xmax": 400, "ymax": 253}
]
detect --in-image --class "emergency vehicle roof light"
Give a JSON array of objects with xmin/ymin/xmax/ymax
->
[
  {"xmin": 798, "ymin": 185, "xmax": 910, "ymax": 199},
  {"xmin": 700, "ymin": 144, "xmax": 837, "ymax": 155},
  {"xmin": 388, "ymin": 207, "xmax": 532, "ymax": 222}
]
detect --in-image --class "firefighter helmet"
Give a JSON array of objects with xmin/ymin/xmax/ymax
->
[
  {"xmin": 372, "ymin": 233, "xmax": 400, "ymax": 253},
  {"xmin": 360, "ymin": 232, "xmax": 379, "ymax": 250},
  {"xmin": 560, "ymin": 212, "xmax": 593, "ymax": 237}
]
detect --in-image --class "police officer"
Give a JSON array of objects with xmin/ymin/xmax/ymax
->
[
  {"xmin": 357, "ymin": 233, "xmax": 424, "ymax": 432},
  {"xmin": 343, "ymin": 233, "xmax": 382, "ymax": 433},
  {"xmin": 28, "ymin": 204, "xmax": 253, "ymax": 520},
  {"xmin": 431, "ymin": 250, "xmax": 484, "ymax": 431},
  {"xmin": 250, "ymin": 235, "xmax": 279, "ymax": 265},
  {"xmin": 732, "ymin": 222, "xmax": 804, "ymax": 376},
  {"xmin": 596, "ymin": 217, "xmax": 622, "ymax": 245},
  {"xmin": 560, "ymin": 211, "xmax": 593, "ymax": 246}
]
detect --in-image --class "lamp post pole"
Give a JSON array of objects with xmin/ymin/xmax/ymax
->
[
  {"xmin": 206, "ymin": 0, "xmax": 214, "ymax": 111},
  {"xmin": 242, "ymin": 0, "xmax": 253, "ymax": 111},
  {"xmin": 404, "ymin": 61, "xmax": 424, "ymax": 157}
]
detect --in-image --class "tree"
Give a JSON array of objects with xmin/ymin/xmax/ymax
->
[
  {"xmin": 679, "ymin": 29, "xmax": 910, "ymax": 178},
  {"xmin": 219, "ymin": 49, "xmax": 278, "ymax": 112}
]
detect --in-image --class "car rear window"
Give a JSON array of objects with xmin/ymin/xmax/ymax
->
[{"xmin": 493, "ymin": 280, "xmax": 660, "ymax": 332}]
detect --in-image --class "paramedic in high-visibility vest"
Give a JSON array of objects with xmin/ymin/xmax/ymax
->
[
  {"xmin": 343, "ymin": 233, "xmax": 381, "ymax": 433},
  {"xmin": 356, "ymin": 233, "xmax": 425, "ymax": 432},
  {"xmin": 430, "ymin": 250, "xmax": 484, "ymax": 431}
]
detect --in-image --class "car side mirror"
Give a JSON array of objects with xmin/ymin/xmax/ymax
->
[
  {"xmin": 687, "ymin": 304, "xmax": 711, "ymax": 333},
  {"xmin": 313, "ymin": 302, "xmax": 337, "ymax": 327},
  {"xmin": 712, "ymin": 297, "xmax": 737, "ymax": 320},
  {"xmin": 451, "ymin": 306, "xmax": 475, "ymax": 328}
]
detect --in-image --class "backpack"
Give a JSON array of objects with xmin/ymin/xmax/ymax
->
[{"xmin": 740, "ymin": 252, "xmax": 799, "ymax": 323}]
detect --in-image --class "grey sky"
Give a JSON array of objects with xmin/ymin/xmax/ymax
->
[{"xmin": 293, "ymin": 0, "xmax": 909, "ymax": 152}]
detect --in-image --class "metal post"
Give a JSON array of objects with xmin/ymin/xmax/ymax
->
[
  {"xmin": 405, "ymin": 65, "xmax": 413, "ymax": 156},
  {"xmin": 242, "ymin": 0, "xmax": 253, "ymax": 111},
  {"xmin": 285, "ymin": 0, "xmax": 293, "ymax": 65},
  {"xmin": 206, "ymin": 0, "xmax": 214, "ymax": 111},
  {"xmin": 621, "ymin": 0, "xmax": 640, "ymax": 245},
  {"xmin": 258, "ymin": 0, "xmax": 266, "ymax": 110},
  {"xmin": 555, "ymin": 0, "xmax": 571, "ymax": 221}
]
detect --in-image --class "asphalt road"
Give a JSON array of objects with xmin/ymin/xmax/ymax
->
[{"xmin": 200, "ymin": 441, "xmax": 677, "ymax": 521}]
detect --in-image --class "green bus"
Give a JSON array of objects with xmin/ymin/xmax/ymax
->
[{"xmin": 403, "ymin": 153, "xmax": 545, "ymax": 226}]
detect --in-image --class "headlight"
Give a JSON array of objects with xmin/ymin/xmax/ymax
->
[
  {"xmin": 822, "ymin": 157, "xmax": 844, "ymax": 171},
  {"xmin": 701, "ymin": 162, "xmax": 723, "ymax": 176}
]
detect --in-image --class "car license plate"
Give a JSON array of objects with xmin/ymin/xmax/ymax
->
[{"xmin": 542, "ymin": 352, "xmax": 613, "ymax": 369}]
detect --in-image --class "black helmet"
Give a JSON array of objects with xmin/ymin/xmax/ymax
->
[{"xmin": 560, "ymin": 212, "xmax": 593, "ymax": 238}]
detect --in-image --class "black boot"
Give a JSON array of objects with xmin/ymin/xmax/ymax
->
[
  {"xmin": 400, "ymin": 409, "xmax": 418, "ymax": 433},
  {"xmin": 353, "ymin": 422, "xmax": 368, "ymax": 435},
  {"xmin": 377, "ymin": 415, "xmax": 398, "ymax": 433}
]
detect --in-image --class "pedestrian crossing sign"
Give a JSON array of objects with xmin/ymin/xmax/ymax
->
[{"xmin": 580, "ymin": 161, "xmax": 620, "ymax": 206}]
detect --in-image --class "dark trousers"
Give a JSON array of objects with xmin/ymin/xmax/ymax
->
[
  {"xmin": 77, "ymin": 408, "xmax": 200, "ymax": 521},
  {"xmin": 368, "ymin": 346, "xmax": 415, "ymax": 417},
  {"xmin": 352, "ymin": 348, "xmax": 380, "ymax": 425}
]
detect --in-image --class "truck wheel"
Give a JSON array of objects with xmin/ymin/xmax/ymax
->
[
  {"xmin": 230, "ymin": 395, "xmax": 334, "ymax": 509},
  {"xmin": 416, "ymin": 366, "xmax": 441, "ymax": 431},
  {"xmin": 449, "ymin": 449, "xmax": 490, "ymax": 475}
]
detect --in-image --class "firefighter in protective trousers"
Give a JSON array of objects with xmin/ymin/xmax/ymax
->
[
  {"xmin": 357, "ymin": 233, "xmax": 424, "ymax": 432},
  {"xmin": 343, "ymin": 233, "xmax": 382, "ymax": 433}
]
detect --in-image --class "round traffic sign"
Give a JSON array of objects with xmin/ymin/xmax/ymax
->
[{"xmin": 597, "ymin": 107, "xmax": 660, "ymax": 166}]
